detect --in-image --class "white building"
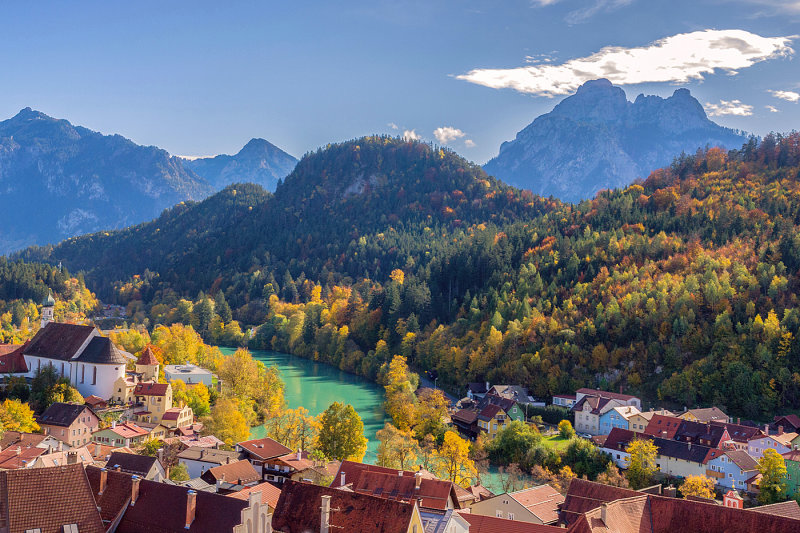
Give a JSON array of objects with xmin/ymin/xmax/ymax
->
[
  {"xmin": 164, "ymin": 364, "xmax": 213, "ymax": 387},
  {"xmin": 22, "ymin": 320, "xmax": 132, "ymax": 400}
]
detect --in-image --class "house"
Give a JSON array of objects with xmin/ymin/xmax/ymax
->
[
  {"xmin": 135, "ymin": 344, "xmax": 160, "ymax": 381},
  {"xmin": 552, "ymin": 394, "xmax": 577, "ymax": 409},
  {"xmin": 572, "ymin": 395, "xmax": 627, "ymax": 436},
  {"xmin": 84, "ymin": 394, "xmax": 108, "ymax": 410},
  {"xmin": 92, "ymin": 421, "xmax": 150, "ymax": 448},
  {"xmin": 748, "ymin": 428, "xmax": 799, "ymax": 458},
  {"xmin": 351, "ymin": 469, "xmax": 460, "ymax": 512},
  {"xmin": 201, "ymin": 459, "xmax": 261, "ymax": 487},
  {"xmin": 0, "ymin": 430, "xmax": 64, "ymax": 452},
  {"xmin": 774, "ymin": 414, "xmax": 800, "ymax": 434},
  {"xmin": 161, "ymin": 404, "xmax": 195, "ymax": 429},
  {"xmin": 132, "ymin": 381, "xmax": 173, "ymax": 424},
  {"xmin": 467, "ymin": 382, "xmax": 489, "ymax": 400},
  {"xmin": 470, "ymin": 484, "xmax": 564, "ymax": 525},
  {"xmin": 710, "ymin": 420, "xmax": 765, "ymax": 451},
  {"xmin": 678, "ymin": 406, "xmax": 728, "ymax": 423},
  {"xmin": 86, "ymin": 464, "xmax": 270, "ymax": 532},
  {"xmin": 672, "ymin": 419, "xmax": 731, "ymax": 448},
  {"xmin": 106, "ymin": 450, "xmax": 166, "ymax": 481},
  {"xmin": 271, "ymin": 450, "xmax": 316, "ymax": 482},
  {"xmin": 178, "ymin": 447, "xmax": 244, "ymax": 479},
  {"xmin": 458, "ymin": 513, "xmax": 564, "ymax": 533},
  {"xmin": 91, "ymin": 442, "xmax": 134, "ymax": 462},
  {"xmin": 290, "ymin": 459, "xmax": 340, "ymax": 485},
  {"xmin": 112, "ymin": 371, "xmax": 145, "ymax": 405},
  {"xmin": 642, "ymin": 414, "xmax": 683, "ymax": 440},
  {"xmin": 0, "ymin": 341, "xmax": 29, "ymax": 374},
  {"xmin": 0, "ymin": 443, "xmax": 47, "ymax": 469},
  {"xmin": 475, "ymin": 393, "xmax": 526, "ymax": 438},
  {"xmin": 784, "ymin": 449, "xmax": 800, "ymax": 497},
  {"xmin": 32, "ymin": 446, "xmax": 94, "ymax": 469},
  {"xmin": 419, "ymin": 509, "xmax": 471, "ymax": 533},
  {"xmin": 136, "ymin": 420, "xmax": 170, "ymax": 440},
  {"xmin": 235, "ymin": 437, "xmax": 293, "ymax": 482},
  {"xmin": 0, "ymin": 463, "xmax": 105, "ymax": 533},
  {"xmin": 627, "ymin": 409, "xmax": 674, "ymax": 434},
  {"xmin": 38, "ymin": 401, "xmax": 100, "ymax": 447},
  {"xmin": 563, "ymin": 478, "xmax": 799, "ymax": 533},
  {"xmin": 21, "ymin": 321, "xmax": 132, "ymax": 399},
  {"xmin": 488, "ymin": 385, "xmax": 535, "ymax": 405},
  {"xmin": 598, "ymin": 405, "xmax": 640, "ymax": 435},
  {"xmin": 705, "ymin": 450, "xmax": 759, "ymax": 491},
  {"xmin": 451, "ymin": 408, "xmax": 481, "ymax": 440},
  {"xmin": 165, "ymin": 363, "xmax": 214, "ymax": 386},
  {"xmin": 272, "ymin": 479, "xmax": 424, "ymax": 533},
  {"xmin": 575, "ymin": 388, "xmax": 641, "ymax": 409}
]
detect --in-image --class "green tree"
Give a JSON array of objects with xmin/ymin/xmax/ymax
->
[
  {"xmin": 265, "ymin": 406, "xmax": 320, "ymax": 452},
  {"xmin": 558, "ymin": 419, "xmax": 576, "ymax": 439},
  {"xmin": 214, "ymin": 291, "xmax": 233, "ymax": 323},
  {"xmin": 757, "ymin": 448, "xmax": 788, "ymax": 504},
  {"xmin": 485, "ymin": 420, "xmax": 541, "ymax": 465},
  {"xmin": 317, "ymin": 402, "xmax": 368, "ymax": 462},
  {"xmin": 376, "ymin": 423, "xmax": 420, "ymax": 470},
  {"xmin": 29, "ymin": 365, "xmax": 81, "ymax": 413},
  {"xmin": 169, "ymin": 462, "xmax": 190, "ymax": 481},
  {"xmin": 625, "ymin": 439, "xmax": 658, "ymax": 489}
]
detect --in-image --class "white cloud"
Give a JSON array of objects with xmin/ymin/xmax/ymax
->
[
  {"xmin": 565, "ymin": 0, "xmax": 635, "ymax": 24},
  {"xmin": 705, "ymin": 99, "xmax": 754, "ymax": 116},
  {"xmin": 530, "ymin": 0, "xmax": 561, "ymax": 5},
  {"xmin": 768, "ymin": 89, "xmax": 800, "ymax": 102},
  {"xmin": 433, "ymin": 126, "xmax": 466, "ymax": 144},
  {"xmin": 388, "ymin": 122, "xmax": 399, "ymax": 130},
  {"xmin": 725, "ymin": 0, "xmax": 800, "ymax": 14},
  {"xmin": 402, "ymin": 129, "xmax": 420, "ymax": 141},
  {"xmin": 766, "ymin": 105, "xmax": 780, "ymax": 112},
  {"xmin": 464, "ymin": 139, "xmax": 476, "ymax": 148},
  {"xmin": 457, "ymin": 29, "xmax": 794, "ymax": 97}
]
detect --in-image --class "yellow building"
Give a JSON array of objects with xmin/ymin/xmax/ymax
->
[
  {"xmin": 132, "ymin": 382, "xmax": 173, "ymax": 424},
  {"xmin": 135, "ymin": 345, "xmax": 160, "ymax": 382},
  {"xmin": 161, "ymin": 404, "xmax": 194, "ymax": 429}
]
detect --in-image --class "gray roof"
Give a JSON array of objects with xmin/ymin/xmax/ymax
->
[
  {"xmin": 106, "ymin": 451, "xmax": 160, "ymax": 477},
  {"xmin": 177, "ymin": 447, "xmax": 242, "ymax": 465},
  {"xmin": 38, "ymin": 402, "xmax": 95, "ymax": 427},
  {"xmin": 76, "ymin": 337, "xmax": 131, "ymax": 364}
]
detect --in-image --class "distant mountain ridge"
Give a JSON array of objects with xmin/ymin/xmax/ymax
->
[
  {"xmin": 184, "ymin": 138, "xmax": 297, "ymax": 191},
  {"xmin": 0, "ymin": 108, "xmax": 214, "ymax": 253},
  {"xmin": 483, "ymin": 79, "xmax": 747, "ymax": 202}
]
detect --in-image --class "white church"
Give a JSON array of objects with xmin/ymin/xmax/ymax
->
[{"xmin": 16, "ymin": 293, "xmax": 133, "ymax": 399}]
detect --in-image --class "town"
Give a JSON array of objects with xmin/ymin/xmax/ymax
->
[{"xmin": 0, "ymin": 294, "xmax": 797, "ymax": 533}]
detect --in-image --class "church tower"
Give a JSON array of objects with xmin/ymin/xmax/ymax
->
[
  {"xmin": 136, "ymin": 345, "xmax": 160, "ymax": 382},
  {"xmin": 40, "ymin": 291, "xmax": 55, "ymax": 329}
]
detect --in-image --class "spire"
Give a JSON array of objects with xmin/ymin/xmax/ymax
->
[
  {"xmin": 43, "ymin": 291, "xmax": 55, "ymax": 307},
  {"xmin": 40, "ymin": 291, "xmax": 55, "ymax": 328},
  {"xmin": 137, "ymin": 345, "xmax": 159, "ymax": 366}
]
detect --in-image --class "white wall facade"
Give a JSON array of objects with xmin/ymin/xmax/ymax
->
[{"xmin": 22, "ymin": 356, "xmax": 125, "ymax": 400}]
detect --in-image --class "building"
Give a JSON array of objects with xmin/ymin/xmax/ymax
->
[
  {"xmin": 774, "ymin": 414, "xmax": 800, "ymax": 434},
  {"xmin": 106, "ymin": 450, "xmax": 166, "ymax": 481},
  {"xmin": 0, "ymin": 430, "xmax": 64, "ymax": 452},
  {"xmin": 200, "ymin": 459, "xmax": 261, "ymax": 487},
  {"xmin": 227, "ymin": 481, "xmax": 283, "ymax": 515},
  {"xmin": 627, "ymin": 409, "xmax": 674, "ymax": 434},
  {"xmin": 132, "ymin": 381, "xmax": 173, "ymax": 424},
  {"xmin": 0, "ymin": 341, "xmax": 29, "ymax": 375},
  {"xmin": 710, "ymin": 420, "xmax": 765, "ymax": 451},
  {"xmin": 451, "ymin": 408, "xmax": 480, "ymax": 440},
  {"xmin": 0, "ymin": 463, "xmax": 105, "ymax": 532},
  {"xmin": 351, "ymin": 469, "xmax": 460, "ymax": 512},
  {"xmin": 705, "ymin": 450, "xmax": 759, "ymax": 491},
  {"xmin": 272, "ymin": 479, "xmax": 424, "ymax": 533},
  {"xmin": 573, "ymin": 396, "xmax": 627, "ymax": 436},
  {"xmin": 135, "ymin": 344, "xmax": 160, "ymax": 381},
  {"xmin": 642, "ymin": 414, "xmax": 683, "ymax": 439},
  {"xmin": 0, "ymin": 443, "xmax": 47, "ymax": 469},
  {"xmin": 748, "ymin": 428, "xmax": 799, "ymax": 458},
  {"xmin": 454, "ymin": 393, "xmax": 526, "ymax": 439},
  {"xmin": 575, "ymin": 388, "xmax": 641, "ymax": 409},
  {"xmin": 784, "ymin": 449, "xmax": 800, "ymax": 497},
  {"xmin": 32, "ymin": 446, "xmax": 94, "ymax": 469},
  {"xmin": 161, "ymin": 404, "xmax": 195, "ymax": 429},
  {"xmin": 178, "ymin": 447, "xmax": 244, "ymax": 479},
  {"xmin": 22, "ymin": 322, "xmax": 132, "ymax": 399},
  {"xmin": 164, "ymin": 363, "xmax": 214, "ymax": 386},
  {"xmin": 458, "ymin": 513, "xmax": 563, "ymax": 533},
  {"xmin": 598, "ymin": 405, "xmax": 641, "ymax": 435},
  {"xmin": 86, "ymin": 464, "xmax": 270, "ymax": 532},
  {"xmin": 92, "ymin": 421, "xmax": 150, "ymax": 448},
  {"xmin": 488, "ymin": 385, "xmax": 534, "ymax": 404},
  {"xmin": 38, "ymin": 402, "xmax": 100, "ymax": 447},
  {"xmin": 467, "ymin": 382, "xmax": 489, "ymax": 400},
  {"xmin": 552, "ymin": 394, "xmax": 577, "ymax": 409},
  {"xmin": 235, "ymin": 437, "xmax": 293, "ymax": 482},
  {"xmin": 470, "ymin": 484, "xmax": 564, "ymax": 525},
  {"xmin": 678, "ymin": 406, "xmax": 728, "ymax": 423}
]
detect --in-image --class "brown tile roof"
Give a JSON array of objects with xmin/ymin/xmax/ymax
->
[
  {"xmin": 751, "ymin": 500, "xmax": 800, "ymax": 521},
  {"xmin": 178, "ymin": 447, "xmax": 242, "ymax": 464},
  {"xmin": 107, "ymin": 451, "xmax": 160, "ymax": 477},
  {"xmin": 77, "ymin": 336, "xmax": 131, "ymax": 364},
  {"xmin": 237, "ymin": 437, "xmax": 292, "ymax": 461},
  {"xmin": 34, "ymin": 447, "xmax": 94, "ymax": 468},
  {"xmin": 576, "ymin": 388, "xmax": 639, "ymax": 402},
  {"xmin": 133, "ymin": 382, "xmax": 170, "ymax": 396},
  {"xmin": 162, "ymin": 408, "xmax": 183, "ymax": 420},
  {"xmin": 642, "ymin": 414, "xmax": 683, "ymax": 439},
  {"xmin": 0, "ymin": 464, "xmax": 105, "ymax": 533},
  {"xmin": 84, "ymin": 395, "xmax": 107, "ymax": 408},
  {"xmin": 774, "ymin": 414, "xmax": 800, "ymax": 432},
  {"xmin": 724, "ymin": 450, "xmax": 758, "ymax": 471},
  {"xmin": 572, "ymin": 395, "xmax": 617, "ymax": 415},
  {"xmin": 91, "ymin": 443, "xmax": 133, "ymax": 460},
  {"xmin": 710, "ymin": 420, "xmax": 764, "ymax": 443},
  {"xmin": 352, "ymin": 470, "xmax": 457, "ymax": 511},
  {"xmin": 673, "ymin": 419, "xmax": 730, "ymax": 448},
  {"xmin": 24, "ymin": 322, "xmax": 97, "ymax": 361},
  {"xmin": 561, "ymin": 478, "xmax": 642, "ymax": 524},
  {"xmin": 137, "ymin": 345, "xmax": 159, "ymax": 365},
  {"xmin": 0, "ymin": 444, "xmax": 47, "ymax": 469},
  {"xmin": 329, "ymin": 460, "xmax": 437, "ymax": 489},
  {"xmin": 459, "ymin": 513, "xmax": 564, "ymax": 532},
  {"xmin": 783, "ymin": 449, "xmax": 800, "ymax": 462},
  {"xmin": 86, "ymin": 465, "xmax": 250, "ymax": 533},
  {"xmin": 680, "ymin": 407, "xmax": 728, "ymax": 423},
  {"xmin": 272, "ymin": 480, "xmax": 417, "ymax": 533},
  {"xmin": 0, "ymin": 341, "xmax": 28, "ymax": 373},
  {"xmin": 227, "ymin": 481, "xmax": 282, "ymax": 508},
  {"xmin": 200, "ymin": 459, "xmax": 260, "ymax": 485},
  {"xmin": 38, "ymin": 402, "xmax": 94, "ymax": 427},
  {"xmin": 510, "ymin": 484, "xmax": 565, "ymax": 524},
  {"xmin": 451, "ymin": 408, "xmax": 479, "ymax": 425},
  {"xmin": 0, "ymin": 431, "xmax": 48, "ymax": 451},
  {"xmin": 277, "ymin": 450, "xmax": 315, "ymax": 471}
]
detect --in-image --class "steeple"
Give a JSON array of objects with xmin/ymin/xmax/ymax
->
[
  {"xmin": 40, "ymin": 291, "xmax": 55, "ymax": 329},
  {"xmin": 136, "ymin": 344, "xmax": 160, "ymax": 381}
]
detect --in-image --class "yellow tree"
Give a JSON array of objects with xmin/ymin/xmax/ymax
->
[
  {"xmin": 376, "ymin": 423, "xmax": 420, "ymax": 470},
  {"xmin": 266, "ymin": 406, "xmax": 320, "ymax": 452},
  {"xmin": 201, "ymin": 398, "xmax": 250, "ymax": 446},
  {"xmin": 317, "ymin": 402, "xmax": 368, "ymax": 462},
  {"xmin": 433, "ymin": 431, "xmax": 477, "ymax": 487},
  {"xmin": 383, "ymin": 355, "xmax": 418, "ymax": 431},
  {"xmin": 680, "ymin": 475, "xmax": 715, "ymax": 499},
  {"xmin": 217, "ymin": 348, "xmax": 285, "ymax": 424},
  {"xmin": 625, "ymin": 438, "xmax": 658, "ymax": 489},
  {"xmin": 757, "ymin": 448, "xmax": 788, "ymax": 504},
  {"xmin": 413, "ymin": 388, "xmax": 449, "ymax": 439},
  {"xmin": 0, "ymin": 399, "xmax": 39, "ymax": 432}
]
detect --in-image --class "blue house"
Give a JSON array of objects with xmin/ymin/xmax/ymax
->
[
  {"xmin": 704, "ymin": 450, "xmax": 759, "ymax": 491},
  {"xmin": 598, "ymin": 406, "xmax": 640, "ymax": 436}
]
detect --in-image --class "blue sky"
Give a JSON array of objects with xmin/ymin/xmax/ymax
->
[{"xmin": 1, "ymin": 1, "xmax": 798, "ymax": 164}]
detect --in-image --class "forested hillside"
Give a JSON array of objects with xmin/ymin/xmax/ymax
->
[{"xmin": 20, "ymin": 134, "xmax": 800, "ymax": 419}]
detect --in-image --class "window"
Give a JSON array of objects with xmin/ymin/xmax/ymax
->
[
  {"xmin": 496, "ymin": 510, "xmax": 503, "ymax": 518},
  {"xmin": 63, "ymin": 525, "xmax": 79, "ymax": 533},
  {"xmin": 81, "ymin": 365, "xmax": 85, "ymax": 384},
  {"xmin": 508, "ymin": 512, "xmax": 515, "ymax": 520},
  {"xmin": 25, "ymin": 529, "xmax": 42, "ymax": 533},
  {"xmin": 92, "ymin": 366, "xmax": 97, "ymax": 385}
]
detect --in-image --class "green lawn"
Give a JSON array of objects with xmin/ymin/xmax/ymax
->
[{"xmin": 541, "ymin": 434, "xmax": 571, "ymax": 451}]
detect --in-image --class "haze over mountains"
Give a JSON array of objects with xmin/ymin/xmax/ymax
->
[
  {"xmin": 0, "ymin": 109, "xmax": 296, "ymax": 253},
  {"xmin": 483, "ymin": 79, "xmax": 747, "ymax": 202}
]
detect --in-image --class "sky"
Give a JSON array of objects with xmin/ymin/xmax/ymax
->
[{"xmin": 1, "ymin": 1, "xmax": 799, "ymax": 164}]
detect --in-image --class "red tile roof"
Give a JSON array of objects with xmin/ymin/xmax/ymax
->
[
  {"xmin": 277, "ymin": 450, "xmax": 315, "ymax": 471},
  {"xmin": 576, "ymin": 388, "xmax": 639, "ymax": 402},
  {"xmin": 751, "ymin": 500, "xmax": 800, "ymax": 521},
  {"xmin": 0, "ymin": 445, "xmax": 46, "ymax": 469},
  {"xmin": 227, "ymin": 481, "xmax": 282, "ymax": 508},
  {"xmin": 352, "ymin": 470, "xmax": 457, "ymax": 511},
  {"xmin": 84, "ymin": 395, "xmax": 107, "ymax": 408},
  {"xmin": 237, "ymin": 437, "xmax": 292, "ymax": 461},
  {"xmin": 0, "ymin": 464, "xmax": 105, "ymax": 533},
  {"xmin": 459, "ymin": 513, "xmax": 564, "ymax": 533},
  {"xmin": 642, "ymin": 414, "xmax": 683, "ymax": 439},
  {"xmin": 0, "ymin": 431, "xmax": 48, "ymax": 451},
  {"xmin": 0, "ymin": 342, "xmax": 28, "ymax": 373},
  {"xmin": 329, "ymin": 459, "xmax": 437, "ymax": 489},
  {"xmin": 561, "ymin": 478, "xmax": 642, "ymax": 524},
  {"xmin": 24, "ymin": 322, "xmax": 97, "ymax": 361},
  {"xmin": 272, "ymin": 480, "xmax": 417, "ymax": 533},
  {"xmin": 137, "ymin": 345, "xmax": 160, "ymax": 365},
  {"xmin": 200, "ymin": 459, "xmax": 260, "ymax": 485},
  {"xmin": 133, "ymin": 382, "xmax": 170, "ymax": 396},
  {"xmin": 106, "ymin": 422, "xmax": 150, "ymax": 439},
  {"xmin": 510, "ymin": 484, "xmax": 565, "ymax": 524}
]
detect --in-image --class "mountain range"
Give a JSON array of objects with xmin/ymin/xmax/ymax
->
[
  {"xmin": 0, "ymin": 108, "xmax": 296, "ymax": 254},
  {"xmin": 483, "ymin": 79, "xmax": 747, "ymax": 202}
]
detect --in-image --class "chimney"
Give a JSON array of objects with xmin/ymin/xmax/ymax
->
[
  {"xmin": 131, "ymin": 475, "xmax": 141, "ymax": 506},
  {"xmin": 414, "ymin": 472, "xmax": 422, "ymax": 489},
  {"xmin": 320, "ymin": 494, "xmax": 331, "ymax": 533},
  {"xmin": 297, "ymin": 449, "xmax": 302, "ymax": 461},
  {"xmin": 485, "ymin": 381, "xmax": 490, "ymax": 392},
  {"xmin": 157, "ymin": 448, "xmax": 164, "ymax": 464},
  {"xmin": 779, "ymin": 426, "xmax": 784, "ymax": 436},
  {"xmin": 398, "ymin": 470, "xmax": 403, "ymax": 477},
  {"xmin": 216, "ymin": 478, "xmax": 224, "ymax": 492},
  {"xmin": 600, "ymin": 503, "xmax": 608, "ymax": 524},
  {"xmin": 764, "ymin": 424, "xmax": 770, "ymax": 435},
  {"xmin": 737, "ymin": 417, "xmax": 740, "ymax": 425},
  {"xmin": 112, "ymin": 420, "xmax": 116, "ymax": 429},
  {"xmin": 340, "ymin": 471, "xmax": 345, "ymax": 486},
  {"xmin": 67, "ymin": 451, "xmax": 77, "ymax": 465},
  {"xmin": 95, "ymin": 442, "xmax": 101, "ymax": 457},
  {"xmin": 185, "ymin": 490, "xmax": 197, "ymax": 529},
  {"xmin": 99, "ymin": 468, "xmax": 108, "ymax": 495}
]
